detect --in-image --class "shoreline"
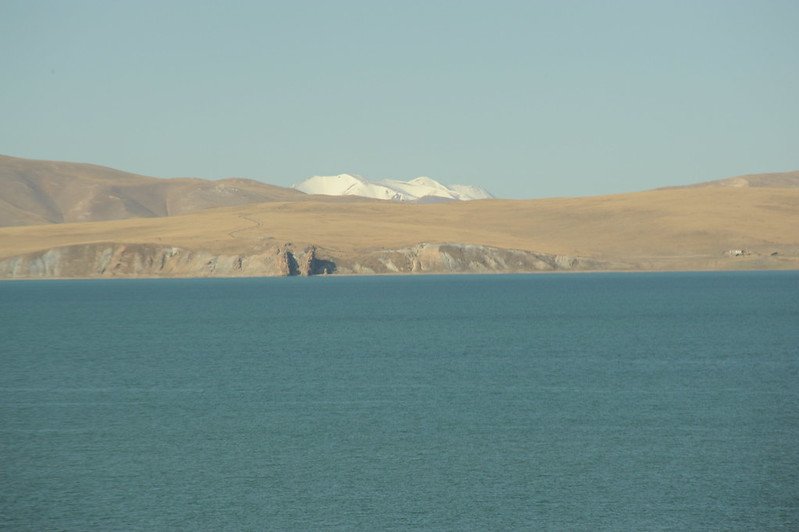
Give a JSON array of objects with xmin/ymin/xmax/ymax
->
[{"xmin": 2, "ymin": 266, "xmax": 797, "ymax": 282}]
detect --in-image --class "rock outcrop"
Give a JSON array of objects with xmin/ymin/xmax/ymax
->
[
  {"xmin": 0, "ymin": 241, "xmax": 605, "ymax": 279},
  {"xmin": 336, "ymin": 243, "xmax": 605, "ymax": 275},
  {"xmin": 0, "ymin": 243, "xmax": 297, "ymax": 279},
  {"xmin": 297, "ymin": 246, "xmax": 336, "ymax": 276}
]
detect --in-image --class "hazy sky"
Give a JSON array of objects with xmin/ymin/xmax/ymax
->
[{"xmin": 1, "ymin": 1, "xmax": 797, "ymax": 198}]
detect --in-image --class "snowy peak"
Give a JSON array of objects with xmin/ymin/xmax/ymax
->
[
  {"xmin": 448, "ymin": 184, "xmax": 494, "ymax": 200},
  {"xmin": 293, "ymin": 174, "xmax": 493, "ymax": 202},
  {"xmin": 293, "ymin": 174, "xmax": 411, "ymax": 201},
  {"xmin": 408, "ymin": 176, "xmax": 444, "ymax": 187}
]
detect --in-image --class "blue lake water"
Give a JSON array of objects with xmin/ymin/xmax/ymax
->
[{"xmin": 1, "ymin": 272, "xmax": 798, "ymax": 530}]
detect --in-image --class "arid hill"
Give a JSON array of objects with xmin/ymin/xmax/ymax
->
[
  {"xmin": 1, "ymin": 167, "xmax": 797, "ymax": 277},
  {"xmin": 0, "ymin": 154, "xmax": 305, "ymax": 226},
  {"xmin": 665, "ymin": 170, "xmax": 799, "ymax": 190}
]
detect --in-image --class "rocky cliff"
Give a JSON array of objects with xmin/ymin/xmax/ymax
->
[
  {"xmin": 0, "ymin": 242, "xmax": 602, "ymax": 279},
  {"xmin": 0, "ymin": 243, "xmax": 294, "ymax": 278},
  {"xmin": 334, "ymin": 243, "xmax": 606, "ymax": 274}
]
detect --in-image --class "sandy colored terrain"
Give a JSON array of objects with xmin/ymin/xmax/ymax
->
[{"xmin": 1, "ymin": 184, "xmax": 797, "ymax": 276}]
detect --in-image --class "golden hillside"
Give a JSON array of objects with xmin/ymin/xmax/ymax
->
[{"xmin": 1, "ymin": 182, "xmax": 797, "ymax": 276}]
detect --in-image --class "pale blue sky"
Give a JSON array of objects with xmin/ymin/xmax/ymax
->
[{"xmin": 1, "ymin": 0, "xmax": 797, "ymax": 198}]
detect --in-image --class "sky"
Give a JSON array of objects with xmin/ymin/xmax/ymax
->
[{"xmin": 1, "ymin": 1, "xmax": 797, "ymax": 198}]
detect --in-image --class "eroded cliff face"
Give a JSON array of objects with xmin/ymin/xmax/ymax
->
[
  {"xmin": 0, "ymin": 241, "xmax": 602, "ymax": 279},
  {"xmin": 334, "ymin": 243, "xmax": 605, "ymax": 274},
  {"xmin": 0, "ymin": 243, "xmax": 295, "ymax": 278}
]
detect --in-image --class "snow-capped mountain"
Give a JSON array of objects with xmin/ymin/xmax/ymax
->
[{"xmin": 293, "ymin": 174, "xmax": 493, "ymax": 202}]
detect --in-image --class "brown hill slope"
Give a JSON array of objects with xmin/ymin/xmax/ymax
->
[
  {"xmin": 1, "ymin": 184, "xmax": 797, "ymax": 277},
  {"xmin": 0, "ymin": 154, "xmax": 305, "ymax": 226},
  {"xmin": 668, "ymin": 170, "xmax": 799, "ymax": 190}
]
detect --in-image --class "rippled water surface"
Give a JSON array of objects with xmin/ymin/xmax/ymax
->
[{"xmin": 1, "ymin": 272, "xmax": 798, "ymax": 529}]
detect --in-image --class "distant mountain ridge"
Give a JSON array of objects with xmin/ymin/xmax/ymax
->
[
  {"xmin": 663, "ymin": 170, "xmax": 799, "ymax": 190},
  {"xmin": 3, "ymin": 154, "xmax": 797, "ymax": 230},
  {"xmin": 703, "ymin": 171, "xmax": 799, "ymax": 188},
  {"xmin": 2, "ymin": 155, "xmax": 798, "ymax": 277},
  {"xmin": 293, "ymin": 174, "xmax": 494, "ymax": 202},
  {"xmin": 0, "ymin": 154, "xmax": 304, "ymax": 227}
]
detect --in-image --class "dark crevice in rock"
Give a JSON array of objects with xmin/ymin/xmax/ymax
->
[{"xmin": 285, "ymin": 250, "xmax": 300, "ymax": 276}]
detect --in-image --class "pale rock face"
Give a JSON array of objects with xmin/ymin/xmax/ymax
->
[
  {"xmin": 0, "ymin": 242, "xmax": 600, "ymax": 279},
  {"xmin": 335, "ymin": 243, "xmax": 605, "ymax": 275},
  {"xmin": 0, "ymin": 243, "xmax": 300, "ymax": 279},
  {"xmin": 293, "ymin": 174, "xmax": 493, "ymax": 202}
]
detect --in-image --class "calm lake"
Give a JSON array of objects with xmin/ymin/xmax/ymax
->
[{"xmin": 1, "ymin": 272, "xmax": 797, "ymax": 529}]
